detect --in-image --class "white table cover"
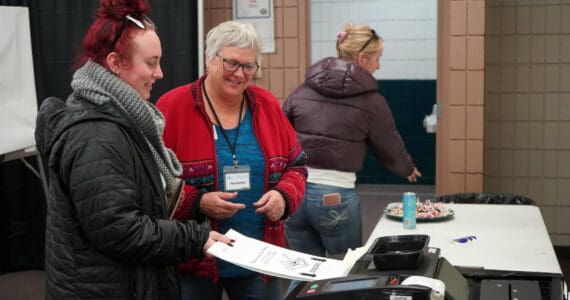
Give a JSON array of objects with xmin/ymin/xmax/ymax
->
[{"xmin": 367, "ymin": 203, "xmax": 562, "ymax": 275}]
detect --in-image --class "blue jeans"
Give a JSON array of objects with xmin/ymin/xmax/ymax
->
[
  {"xmin": 285, "ymin": 182, "xmax": 362, "ymax": 257},
  {"xmin": 284, "ymin": 183, "xmax": 362, "ymax": 297},
  {"xmin": 180, "ymin": 274, "xmax": 282, "ymax": 300}
]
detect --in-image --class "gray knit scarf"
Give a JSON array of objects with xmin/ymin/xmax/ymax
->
[{"xmin": 71, "ymin": 60, "xmax": 182, "ymax": 193}]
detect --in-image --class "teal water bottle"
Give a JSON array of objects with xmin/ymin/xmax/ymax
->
[{"xmin": 402, "ymin": 192, "xmax": 417, "ymax": 229}]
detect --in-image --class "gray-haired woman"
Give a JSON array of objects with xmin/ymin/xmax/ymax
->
[{"xmin": 156, "ymin": 21, "xmax": 307, "ymax": 300}]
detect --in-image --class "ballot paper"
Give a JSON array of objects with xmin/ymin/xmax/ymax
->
[
  {"xmin": 402, "ymin": 276, "xmax": 446, "ymax": 300},
  {"xmin": 207, "ymin": 229, "xmax": 369, "ymax": 281}
]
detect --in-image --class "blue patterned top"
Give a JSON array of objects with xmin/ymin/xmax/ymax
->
[{"xmin": 215, "ymin": 107, "xmax": 266, "ymax": 278}]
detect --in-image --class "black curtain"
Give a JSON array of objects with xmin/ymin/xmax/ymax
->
[{"xmin": 0, "ymin": 0, "xmax": 198, "ymax": 274}]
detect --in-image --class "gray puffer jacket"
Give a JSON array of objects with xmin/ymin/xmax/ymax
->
[
  {"xmin": 283, "ymin": 56, "xmax": 415, "ymax": 177},
  {"xmin": 35, "ymin": 93, "xmax": 210, "ymax": 299}
]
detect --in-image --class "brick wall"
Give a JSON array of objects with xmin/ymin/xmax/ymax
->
[{"xmin": 485, "ymin": 0, "xmax": 570, "ymax": 246}]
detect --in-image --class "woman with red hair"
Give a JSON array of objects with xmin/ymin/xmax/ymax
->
[{"xmin": 35, "ymin": 1, "xmax": 230, "ymax": 299}]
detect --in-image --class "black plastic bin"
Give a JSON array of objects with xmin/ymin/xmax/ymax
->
[
  {"xmin": 367, "ymin": 235, "xmax": 430, "ymax": 270},
  {"xmin": 435, "ymin": 193, "xmax": 535, "ymax": 205}
]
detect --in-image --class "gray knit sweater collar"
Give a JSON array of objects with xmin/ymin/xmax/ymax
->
[{"xmin": 71, "ymin": 60, "xmax": 182, "ymax": 192}]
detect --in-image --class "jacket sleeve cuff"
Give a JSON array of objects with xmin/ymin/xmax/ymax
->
[{"xmin": 191, "ymin": 191, "xmax": 207, "ymax": 223}]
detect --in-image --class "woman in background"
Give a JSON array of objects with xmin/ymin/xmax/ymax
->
[
  {"xmin": 283, "ymin": 23, "xmax": 421, "ymax": 260},
  {"xmin": 35, "ymin": 1, "xmax": 229, "ymax": 298}
]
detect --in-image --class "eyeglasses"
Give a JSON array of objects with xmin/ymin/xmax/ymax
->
[
  {"xmin": 216, "ymin": 54, "xmax": 259, "ymax": 75},
  {"xmin": 110, "ymin": 14, "xmax": 147, "ymax": 51},
  {"xmin": 358, "ymin": 29, "xmax": 380, "ymax": 53}
]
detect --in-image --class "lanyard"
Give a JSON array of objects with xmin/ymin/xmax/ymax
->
[{"xmin": 202, "ymin": 80, "xmax": 245, "ymax": 167}]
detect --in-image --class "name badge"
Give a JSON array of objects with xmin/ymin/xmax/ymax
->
[{"xmin": 223, "ymin": 165, "xmax": 251, "ymax": 191}]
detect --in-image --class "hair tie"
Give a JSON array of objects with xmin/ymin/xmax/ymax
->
[{"xmin": 336, "ymin": 31, "xmax": 347, "ymax": 44}]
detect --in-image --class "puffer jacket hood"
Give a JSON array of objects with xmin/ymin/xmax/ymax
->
[
  {"xmin": 305, "ymin": 56, "xmax": 378, "ymax": 99},
  {"xmin": 35, "ymin": 94, "xmax": 127, "ymax": 167},
  {"xmin": 283, "ymin": 56, "xmax": 416, "ymax": 177}
]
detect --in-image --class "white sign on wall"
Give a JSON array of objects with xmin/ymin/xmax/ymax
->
[
  {"xmin": 233, "ymin": 0, "xmax": 275, "ymax": 53},
  {"xmin": 0, "ymin": 6, "xmax": 38, "ymax": 155}
]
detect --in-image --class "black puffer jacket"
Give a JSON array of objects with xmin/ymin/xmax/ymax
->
[
  {"xmin": 283, "ymin": 57, "xmax": 415, "ymax": 177},
  {"xmin": 35, "ymin": 95, "xmax": 210, "ymax": 299}
]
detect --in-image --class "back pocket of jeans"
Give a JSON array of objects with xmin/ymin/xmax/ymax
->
[{"xmin": 317, "ymin": 202, "xmax": 351, "ymax": 233}]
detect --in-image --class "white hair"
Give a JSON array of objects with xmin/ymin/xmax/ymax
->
[{"xmin": 205, "ymin": 21, "xmax": 262, "ymax": 63}]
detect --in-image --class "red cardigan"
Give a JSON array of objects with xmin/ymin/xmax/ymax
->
[{"xmin": 156, "ymin": 76, "xmax": 307, "ymax": 281}]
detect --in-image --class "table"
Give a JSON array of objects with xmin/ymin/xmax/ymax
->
[
  {"xmin": 366, "ymin": 203, "xmax": 563, "ymax": 275},
  {"xmin": 0, "ymin": 145, "xmax": 49, "ymax": 202}
]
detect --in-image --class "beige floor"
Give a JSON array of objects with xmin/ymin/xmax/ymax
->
[{"xmin": 0, "ymin": 270, "xmax": 44, "ymax": 300}]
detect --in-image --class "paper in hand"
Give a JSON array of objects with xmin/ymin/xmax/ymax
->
[{"xmin": 207, "ymin": 229, "xmax": 368, "ymax": 281}]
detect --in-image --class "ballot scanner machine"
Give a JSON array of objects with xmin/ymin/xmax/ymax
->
[{"xmin": 287, "ymin": 235, "xmax": 565, "ymax": 300}]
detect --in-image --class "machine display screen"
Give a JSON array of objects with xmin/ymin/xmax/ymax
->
[{"xmin": 327, "ymin": 278, "xmax": 377, "ymax": 292}]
